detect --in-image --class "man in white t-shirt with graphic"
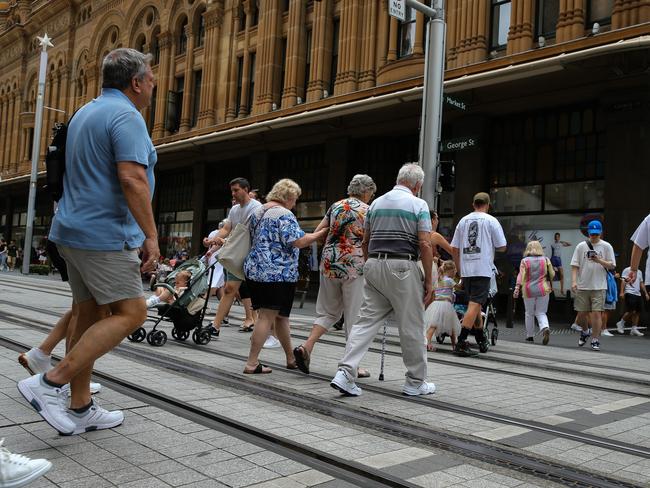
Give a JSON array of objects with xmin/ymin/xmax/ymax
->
[
  {"xmin": 570, "ymin": 220, "xmax": 616, "ymax": 351},
  {"xmin": 617, "ymin": 267, "xmax": 648, "ymax": 336},
  {"xmin": 206, "ymin": 177, "xmax": 262, "ymax": 336},
  {"xmin": 451, "ymin": 193, "xmax": 507, "ymax": 357}
]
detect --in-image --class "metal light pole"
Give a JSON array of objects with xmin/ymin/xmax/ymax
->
[
  {"xmin": 22, "ymin": 33, "xmax": 53, "ymax": 274},
  {"xmin": 408, "ymin": 0, "xmax": 446, "ymax": 211}
]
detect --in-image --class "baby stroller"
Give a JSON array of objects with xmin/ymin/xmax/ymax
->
[
  {"xmin": 127, "ymin": 258, "xmax": 215, "ymax": 347},
  {"xmin": 438, "ymin": 275, "xmax": 499, "ymax": 348}
]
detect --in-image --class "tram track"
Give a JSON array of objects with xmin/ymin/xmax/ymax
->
[
  {"xmin": 1, "ymin": 276, "xmax": 646, "ymax": 382},
  {"xmin": 2, "ymin": 296, "xmax": 648, "ymax": 396},
  {"xmin": 0, "ymin": 332, "xmax": 642, "ymax": 488}
]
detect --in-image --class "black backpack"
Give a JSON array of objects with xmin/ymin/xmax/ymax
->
[{"xmin": 45, "ymin": 112, "xmax": 75, "ymax": 202}]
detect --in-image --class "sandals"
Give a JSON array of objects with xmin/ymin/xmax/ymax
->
[
  {"xmin": 426, "ymin": 343, "xmax": 436, "ymax": 352},
  {"xmin": 293, "ymin": 345, "xmax": 310, "ymax": 374},
  {"xmin": 286, "ymin": 362, "xmax": 298, "ymax": 370},
  {"xmin": 243, "ymin": 363, "xmax": 272, "ymax": 374},
  {"xmin": 238, "ymin": 323, "xmax": 255, "ymax": 333}
]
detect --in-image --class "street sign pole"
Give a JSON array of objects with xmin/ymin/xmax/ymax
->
[
  {"xmin": 22, "ymin": 34, "xmax": 53, "ymax": 275},
  {"xmin": 409, "ymin": 0, "xmax": 446, "ymax": 211}
]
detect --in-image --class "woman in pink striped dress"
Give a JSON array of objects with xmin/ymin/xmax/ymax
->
[{"xmin": 513, "ymin": 241, "xmax": 555, "ymax": 344}]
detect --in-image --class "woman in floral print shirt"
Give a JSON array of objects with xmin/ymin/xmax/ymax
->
[{"xmin": 294, "ymin": 175, "xmax": 377, "ymax": 376}]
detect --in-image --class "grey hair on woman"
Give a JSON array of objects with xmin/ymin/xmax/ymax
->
[
  {"xmin": 347, "ymin": 174, "xmax": 376, "ymax": 198},
  {"xmin": 102, "ymin": 48, "xmax": 152, "ymax": 90},
  {"xmin": 396, "ymin": 163, "xmax": 425, "ymax": 188}
]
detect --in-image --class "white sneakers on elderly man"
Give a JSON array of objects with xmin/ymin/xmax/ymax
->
[{"xmin": 0, "ymin": 438, "xmax": 52, "ymax": 488}]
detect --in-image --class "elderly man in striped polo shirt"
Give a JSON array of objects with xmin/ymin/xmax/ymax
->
[{"xmin": 330, "ymin": 163, "xmax": 436, "ymax": 397}]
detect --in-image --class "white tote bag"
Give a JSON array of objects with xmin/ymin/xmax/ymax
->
[{"xmin": 216, "ymin": 223, "xmax": 250, "ymax": 280}]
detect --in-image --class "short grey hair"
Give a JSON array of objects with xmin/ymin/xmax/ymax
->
[
  {"xmin": 396, "ymin": 163, "xmax": 425, "ymax": 188},
  {"xmin": 347, "ymin": 174, "xmax": 376, "ymax": 198},
  {"xmin": 102, "ymin": 48, "xmax": 152, "ymax": 90}
]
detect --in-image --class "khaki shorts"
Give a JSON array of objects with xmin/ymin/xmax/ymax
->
[
  {"xmin": 57, "ymin": 244, "xmax": 144, "ymax": 305},
  {"xmin": 574, "ymin": 289, "xmax": 606, "ymax": 312}
]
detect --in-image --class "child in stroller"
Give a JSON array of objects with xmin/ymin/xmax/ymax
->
[
  {"xmin": 128, "ymin": 258, "xmax": 214, "ymax": 346},
  {"xmin": 146, "ymin": 270, "xmax": 191, "ymax": 308}
]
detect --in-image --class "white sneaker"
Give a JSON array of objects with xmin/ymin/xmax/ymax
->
[
  {"xmin": 601, "ymin": 329, "xmax": 614, "ymax": 337},
  {"xmin": 68, "ymin": 400, "xmax": 124, "ymax": 435},
  {"xmin": 616, "ymin": 320, "xmax": 625, "ymax": 334},
  {"xmin": 403, "ymin": 382, "xmax": 436, "ymax": 396},
  {"xmin": 18, "ymin": 348, "xmax": 52, "ymax": 376},
  {"xmin": 0, "ymin": 438, "xmax": 52, "ymax": 487},
  {"xmin": 61, "ymin": 382, "xmax": 102, "ymax": 396},
  {"xmin": 630, "ymin": 327, "xmax": 644, "ymax": 337},
  {"xmin": 262, "ymin": 335, "xmax": 281, "ymax": 349},
  {"xmin": 17, "ymin": 374, "xmax": 75, "ymax": 435},
  {"xmin": 570, "ymin": 323, "xmax": 581, "ymax": 331},
  {"xmin": 330, "ymin": 369, "xmax": 362, "ymax": 396}
]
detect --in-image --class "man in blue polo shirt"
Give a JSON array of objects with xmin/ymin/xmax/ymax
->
[{"xmin": 18, "ymin": 48, "xmax": 159, "ymax": 435}]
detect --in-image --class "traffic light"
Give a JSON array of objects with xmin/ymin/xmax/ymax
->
[{"xmin": 439, "ymin": 160, "xmax": 455, "ymax": 192}]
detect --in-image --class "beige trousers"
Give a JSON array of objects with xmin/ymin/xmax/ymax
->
[
  {"xmin": 314, "ymin": 274, "xmax": 365, "ymax": 338},
  {"xmin": 337, "ymin": 257, "xmax": 427, "ymax": 387}
]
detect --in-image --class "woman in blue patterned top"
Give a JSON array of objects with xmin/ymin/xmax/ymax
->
[{"xmin": 243, "ymin": 179, "xmax": 328, "ymax": 374}]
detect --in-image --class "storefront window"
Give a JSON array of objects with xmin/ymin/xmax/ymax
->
[
  {"xmin": 490, "ymin": 185, "xmax": 542, "ymax": 213},
  {"xmin": 587, "ymin": 0, "xmax": 613, "ymax": 24},
  {"xmin": 157, "ymin": 171, "xmax": 194, "ymax": 258},
  {"xmin": 545, "ymin": 180, "xmax": 604, "ymax": 211}
]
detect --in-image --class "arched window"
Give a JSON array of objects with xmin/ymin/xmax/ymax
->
[
  {"xmin": 177, "ymin": 17, "xmax": 188, "ymax": 54},
  {"xmin": 195, "ymin": 8, "xmax": 206, "ymax": 47}
]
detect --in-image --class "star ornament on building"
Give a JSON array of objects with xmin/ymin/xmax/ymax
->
[{"xmin": 37, "ymin": 33, "xmax": 54, "ymax": 50}]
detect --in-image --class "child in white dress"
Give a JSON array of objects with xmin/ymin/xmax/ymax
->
[{"xmin": 425, "ymin": 260, "xmax": 462, "ymax": 351}]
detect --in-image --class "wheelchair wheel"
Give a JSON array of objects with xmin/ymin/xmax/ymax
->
[
  {"xmin": 151, "ymin": 330, "xmax": 167, "ymax": 347},
  {"xmin": 191, "ymin": 330, "xmax": 199, "ymax": 343},
  {"xmin": 128, "ymin": 327, "xmax": 146, "ymax": 343},
  {"xmin": 146, "ymin": 330, "xmax": 155, "ymax": 345},
  {"xmin": 176, "ymin": 329, "xmax": 189, "ymax": 341},
  {"xmin": 491, "ymin": 327, "xmax": 499, "ymax": 346}
]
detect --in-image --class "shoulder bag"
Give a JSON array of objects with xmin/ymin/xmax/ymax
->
[
  {"xmin": 586, "ymin": 240, "xmax": 617, "ymax": 304},
  {"xmin": 217, "ymin": 206, "xmax": 272, "ymax": 280}
]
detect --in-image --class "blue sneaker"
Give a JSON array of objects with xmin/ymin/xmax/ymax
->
[{"xmin": 578, "ymin": 331, "xmax": 590, "ymax": 347}]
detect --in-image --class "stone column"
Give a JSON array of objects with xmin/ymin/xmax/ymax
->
[
  {"xmin": 255, "ymin": 0, "xmax": 281, "ymax": 114},
  {"xmin": 238, "ymin": 1, "xmax": 255, "ymax": 117},
  {"xmin": 9, "ymin": 94, "xmax": 22, "ymax": 167},
  {"xmin": 558, "ymin": 0, "xmax": 586, "ymax": 42},
  {"xmin": 152, "ymin": 32, "xmax": 172, "ymax": 139},
  {"xmin": 446, "ymin": 0, "xmax": 458, "ymax": 68},
  {"xmin": 198, "ymin": 7, "xmax": 223, "ymax": 127},
  {"xmin": 282, "ymin": 0, "xmax": 306, "ymax": 107},
  {"xmin": 358, "ymin": 0, "xmax": 378, "ymax": 89},
  {"xmin": 0, "ymin": 96, "xmax": 8, "ymax": 170},
  {"xmin": 179, "ymin": 24, "xmax": 196, "ymax": 132},
  {"xmin": 507, "ymin": 0, "xmax": 533, "ymax": 55},
  {"xmin": 387, "ymin": 17, "xmax": 398, "ymax": 62},
  {"xmin": 376, "ymin": 0, "xmax": 389, "ymax": 70},
  {"xmin": 306, "ymin": 0, "xmax": 331, "ymax": 102},
  {"xmin": 336, "ymin": 0, "xmax": 361, "ymax": 94},
  {"xmin": 413, "ymin": 1, "xmax": 425, "ymax": 56},
  {"xmin": 225, "ymin": 6, "xmax": 240, "ymax": 121}
]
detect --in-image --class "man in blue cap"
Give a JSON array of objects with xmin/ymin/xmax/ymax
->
[{"xmin": 570, "ymin": 220, "xmax": 616, "ymax": 350}]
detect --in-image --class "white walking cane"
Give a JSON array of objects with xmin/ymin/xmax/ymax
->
[{"xmin": 379, "ymin": 320, "xmax": 387, "ymax": 381}]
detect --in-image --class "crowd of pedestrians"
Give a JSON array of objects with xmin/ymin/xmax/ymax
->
[{"xmin": 2, "ymin": 45, "xmax": 650, "ymax": 487}]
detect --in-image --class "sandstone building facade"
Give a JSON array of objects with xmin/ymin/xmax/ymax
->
[{"xmin": 0, "ymin": 0, "xmax": 648, "ymax": 279}]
